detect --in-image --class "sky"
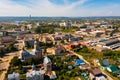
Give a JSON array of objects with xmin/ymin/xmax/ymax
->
[{"xmin": 0, "ymin": 0, "xmax": 120, "ymax": 17}]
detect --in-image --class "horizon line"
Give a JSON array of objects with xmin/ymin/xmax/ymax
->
[{"xmin": 0, "ymin": 16, "xmax": 120, "ymax": 18}]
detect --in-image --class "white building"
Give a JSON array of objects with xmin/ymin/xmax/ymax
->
[
  {"xmin": 26, "ymin": 70, "xmax": 44, "ymax": 80},
  {"xmin": 8, "ymin": 72, "xmax": 20, "ymax": 80},
  {"xmin": 59, "ymin": 22, "xmax": 66, "ymax": 26},
  {"xmin": 44, "ymin": 57, "xmax": 52, "ymax": 72}
]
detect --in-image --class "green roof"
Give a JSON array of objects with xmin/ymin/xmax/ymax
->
[{"xmin": 109, "ymin": 65, "xmax": 119, "ymax": 73}]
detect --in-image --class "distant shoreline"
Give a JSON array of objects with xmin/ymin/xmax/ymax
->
[{"xmin": 0, "ymin": 16, "xmax": 120, "ymax": 21}]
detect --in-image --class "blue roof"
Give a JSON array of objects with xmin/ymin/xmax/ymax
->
[
  {"xmin": 75, "ymin": 59, "xmax": 85, "ymax": 66},
  {"xmin": 32, "ymin": 65, "xmax": 36, "ymax": 69}
]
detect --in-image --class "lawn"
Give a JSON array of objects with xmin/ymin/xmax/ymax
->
[{"xmin": 20, "ymin": 74, "xmax": 26, "ymax": 80}]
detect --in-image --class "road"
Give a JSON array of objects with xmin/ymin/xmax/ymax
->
[
  {"xmin": 0, "ymin": 51, "xmax": 19, "ymax": 80},
  {"xmin": 68, "ymin": 49, "xmax": 90, "ymax": 65}
]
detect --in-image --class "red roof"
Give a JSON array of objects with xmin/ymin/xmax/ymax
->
[
  {"xmin": 1, "ymin": 36, "xmax": 15, "ymax": 43},
  {"xmin": 90, "ymin": 68, "xmax": 102, "ymax": 76}
]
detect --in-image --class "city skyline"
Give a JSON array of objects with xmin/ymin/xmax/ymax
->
[{"xmin": 0, "ymin": 0, "xmax": 120, "ymax": 17}]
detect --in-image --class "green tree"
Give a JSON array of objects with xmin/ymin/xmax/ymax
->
[
  {"xmin": 34, "ymin": 26, "xmax": 54, "ymax": 34},
  {"xmin": 0, "ymin": 48, "xmax": 5, "ymax": 57},
  {"xmin": 6, "ymin": 42, "xmax": 17, "ymax": 52},
  {"xmin": 10, "ymin": 57, "xmax": 22, "ymax": 67}
]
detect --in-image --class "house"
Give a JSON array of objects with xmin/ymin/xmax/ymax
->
[
  {"xmin": 59, "ymin": 22, "xmax": 66, "ymax": 27},
  {"xmin": 48, "ymin": 71, "xmax": 57, "ymax": 79},
  {"xmin": 79, "ymin": 41, "xmax": 90, "ymax": 47},
  {"xmin": 74, "ymin": 59, "xmax": 85, "ymax": 66},
  {"xmin": 46, "ymin": 45, "xmax": 66, "ymax": 55},
  {"xmin": 95, "ymin": 46, "xmax": 109, "ymax": 52},
  {"xmin": 8, "ymin": 72, "xmax": 20, "ymax": 80},
  {"xmin": 41, "ymin": 36, "xmax": 52, "ymax": 43},
  {"xmin": 22, "ymin": 37, "xmax": 34, "ymax": 48},
  {"xmin": 0, "ymin": 36, "xmax": 15, "ymax": 44},
  {"xmin": 101, "ymin": 59, "xmax": 110, "ymax": 70},
  {"xmin": 89, "ymin": 68, "xmax": 107, "ymax": 80},
  {"xmin": 26, "ymin": 24, "xmax": 33, "ymax": 29},
  {"xmin": 26, "ymin": 70, "xmax": 44, "ymax": 80},
  {"xmin": 106, "ymin": 65, "xmax": 120, "ymax": 77},
  {"xmin": 107, "ymin": 65, "xmax": 120, "ymax": 73},
  {"xmin": 17, "ymin": 34, "xmax": 35, "ymax": 40},
  {"xmin": 102, "ymin": 59, "xmax": 109, "ymax": 67},
  {"xmin": 79, "ymin": 64, "xmax": 90, "ymax": 70},
  {"xmin": 68, "ymin": 42, "xmax": 81, "ymax": 49},
  {"xmin": 51, "ymin": 35, "xmax": 62, "ymax": 45}
]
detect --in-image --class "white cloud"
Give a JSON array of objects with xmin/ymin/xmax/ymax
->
[
  {"xmin": 0, "ymin": 0, "xmax": 88, "ymax": 16},
  {"xmin": 0, "ymin": 0, "xmax": 120, "ymax": 16}
]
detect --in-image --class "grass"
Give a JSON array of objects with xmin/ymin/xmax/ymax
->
[
  {"xmin": 62, "ymin": 28, "xmax": 75, "ymax": 33},
  {"xmin": 20, "ymin": 74, "xmax": 26, "ymax": 80},
  {"xmin": 104, "ymin": 70, "xmax": 119, "ymax": 80},
  {"xmin": 79, "ymin": 75, "xmax": 87, "ymax": 80}
]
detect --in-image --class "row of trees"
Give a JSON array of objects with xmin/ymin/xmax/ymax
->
[
  {"xmin": 6, "ymin": 42, "xmax": 17, "ymax": 52},
  {"xmin": 0, "ymin": 48, "xmax": 5, "ymax": 57},
  {"xmin": 103, "ymin": 50, "xmax": 120, "ymax": 59},
  {"xmin": 110, "ymin": 25, "xmax": 120, "ymax": 36},
  {"xmin": 0, "ymin": 24, "xmax": 18, "ymax": 30},
  {"xmin": 10, "ymin": 57, "xmax": 42, "ymax": 67},
  {"xmin": 0, "ymin": 42, "xmax": 17, "ymax": 57},
  {"xmin": 34, "ymin": 26, "xmax": 54, "ymax": 34},
  {"xmin": 24, "ymin": 57, "xmax": 42, "ymax": 65}
]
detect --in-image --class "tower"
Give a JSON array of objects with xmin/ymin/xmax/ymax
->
[
  {"xmin": 22, "ymin": 38, "xmax": 27, "ymax": 48},
  {"xmin": 32, "ymin": 39, "xmax": 42, "ymax": 59},
  {"xmin": 20, "ymin": 47, "xmax": 29, "ymax": 61},
  {"xmin": 34, "ymin": 39, "xmax": 38, "ymax": 50},
  {"xmin": 44, "ymin": 57, "xmax": 52, "ymax": 72}
]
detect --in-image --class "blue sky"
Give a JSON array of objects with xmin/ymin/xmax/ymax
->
[{"xmin": 0, "ymin": 0, "xmax": 120, "ymax": 16}]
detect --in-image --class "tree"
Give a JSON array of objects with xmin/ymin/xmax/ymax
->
[
  {"xmin": 26, "ymin": 57, "xmax": 41, "ymax": 65},
  {"xmin": 34, "ymin": 26, "xmax": 54, "ymax": 34},
  {"xmin": 27, "ymin": 58, "xmax": 34, "ymax": 65},
  {"xmin": 0, "ymin": 48, "xmax": 5, "ymax": 57},
  {"xmin": 6, "ymin": 42, "xmax": 17, "ymax": 52},
  {"xmin": 25, "ymin": 41, "xmax": 33, "ymax": 49},
  {"xmin": 10, "ymin": 57, "xmax": 22, "ymax": 67}
]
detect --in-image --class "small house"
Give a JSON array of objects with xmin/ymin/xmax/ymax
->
[{"xmin": 89, "ymin": 68, "xmax": 107, "ymax": 80}]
